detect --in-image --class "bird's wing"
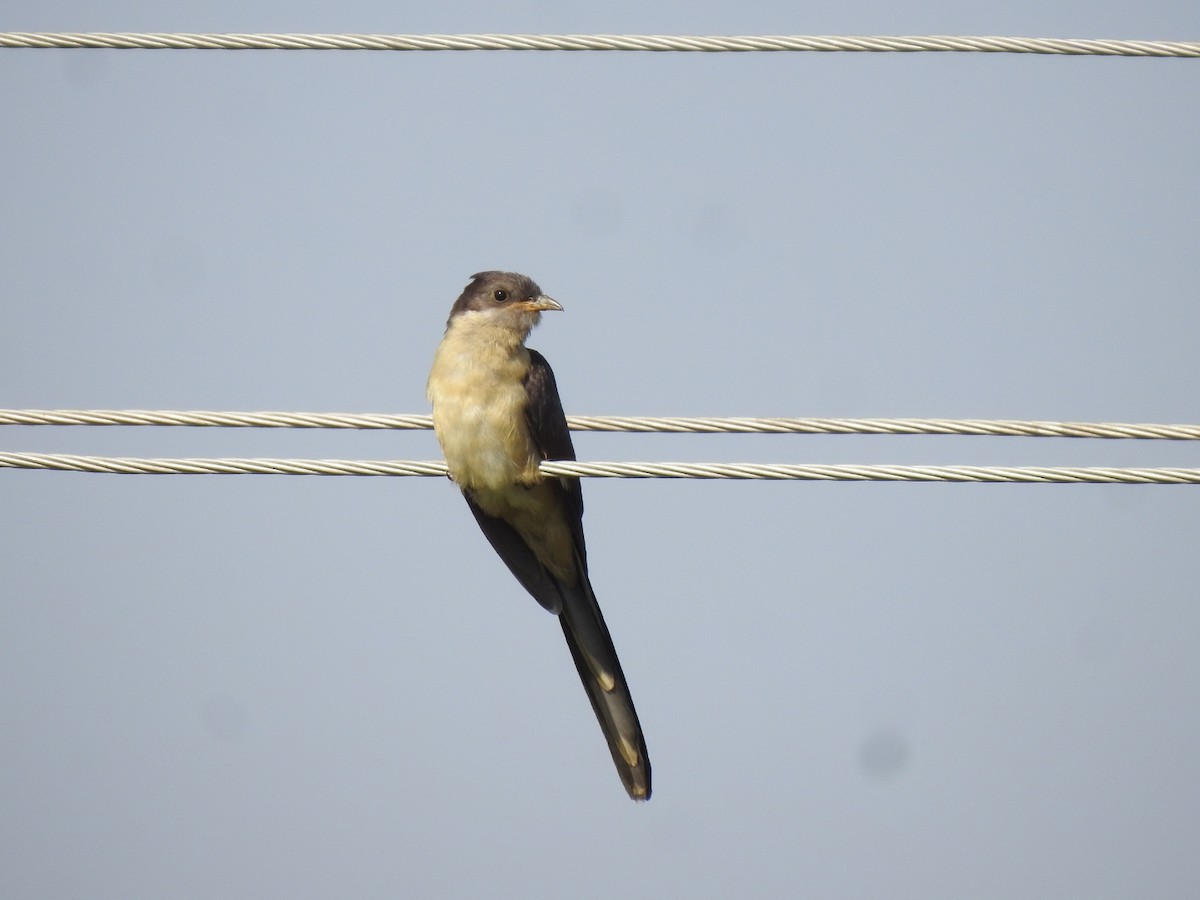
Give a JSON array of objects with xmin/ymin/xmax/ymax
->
[{"xmin": 522, "ymin": 349, "xmax": 586, "ymax": 562}]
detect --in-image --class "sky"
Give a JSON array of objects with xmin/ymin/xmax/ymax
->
[{"xmin": 2, "ymin": 2, "xmax": 1199, "ymax": 898}]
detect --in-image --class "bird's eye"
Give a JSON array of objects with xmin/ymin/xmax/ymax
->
[{"xmin": 493, "ymin": 289, "xmax": 509, "ymax": 302}]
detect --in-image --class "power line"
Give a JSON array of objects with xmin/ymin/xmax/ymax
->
[
  {"xmin": 2, "ymin": 451, "xmax": 1197, "ymax": 484},
  {"xmin": 0, "ymin": 32, "xmax": 1197, "ymax": 57},
  {"xmin": 5, "ymin": 411, "xmax": 1195, "ymax": 481},
  {"xmin": 3, "ymin": 410, "xmax": 1199, "ymax": 440}
]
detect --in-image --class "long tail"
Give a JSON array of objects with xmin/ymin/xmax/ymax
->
[{"xmin": 558, "ymin": 575, "xmax": 651, "ymax": 800}]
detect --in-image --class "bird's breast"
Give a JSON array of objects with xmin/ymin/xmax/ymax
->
[{"xmin": 427, "ymin": 323, "xmax": 539, "ymax": 491}]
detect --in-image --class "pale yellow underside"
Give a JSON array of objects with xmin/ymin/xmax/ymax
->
[{"xmin": 428, "ymin": 311, "xmax": 576, "ymax": 582}]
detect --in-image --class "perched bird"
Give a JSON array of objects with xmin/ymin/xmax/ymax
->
[{"xmin": 427, "ymin": 271, "xmax": 651, "ymax": 800}]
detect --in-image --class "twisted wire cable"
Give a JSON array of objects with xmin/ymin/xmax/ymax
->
[
  {"xmin": 2, "ymin": 452, "xmax": 1197, "ymax": 484},
  {"xmin": 0, "ymin": 33, "xmax": 1197, "ymax": 57},
  {"xmin": 2, "ymin": 410, "xmax": 1199, "ymax": 440}
]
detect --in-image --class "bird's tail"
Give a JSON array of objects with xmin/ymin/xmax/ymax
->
[{"xmin": 558, "ymin": 574, "xmax": 651, "ymax": 800}]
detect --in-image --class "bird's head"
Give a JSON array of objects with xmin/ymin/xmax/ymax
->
[{"xmin": 447, "ymin": 271, "xmax": 563, "ymax": 335}]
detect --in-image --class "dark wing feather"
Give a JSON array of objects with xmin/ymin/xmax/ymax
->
[
  {"xmin": 523, "ymin": 349, "xmax": 586, "ymax": 564},
  {"xmin": 523, "ymin": 349, "xmax": 576, "ymax": 464}
]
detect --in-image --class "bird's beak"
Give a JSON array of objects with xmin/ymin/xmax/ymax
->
[{"xmin": 527, "ymin": 295, "xmax": 564, "ymax": 313}]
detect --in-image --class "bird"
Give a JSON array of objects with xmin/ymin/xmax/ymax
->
[{"xmin": 426, "ymin": 271, "xmax": 651, "ymax": 800}]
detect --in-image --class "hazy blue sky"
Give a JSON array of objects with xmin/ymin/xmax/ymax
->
[{"xmin": 3, "ymin": 3, "xmax": 1198, "ymax": 898}]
